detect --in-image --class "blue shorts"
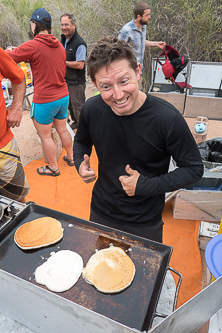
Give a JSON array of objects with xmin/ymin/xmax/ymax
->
[{"xmin": 30, "ymin": 95, "xmax": 69, "ymax": 124}]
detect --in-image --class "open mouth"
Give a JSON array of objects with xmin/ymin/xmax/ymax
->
[{"xmin": 114, "ymin": 96, "xmax": 129, "ymax": 105}]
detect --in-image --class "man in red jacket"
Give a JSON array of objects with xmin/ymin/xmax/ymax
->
[{"xmin": 0, "ymin": 47, "xmax": 30, "ymax": 202}]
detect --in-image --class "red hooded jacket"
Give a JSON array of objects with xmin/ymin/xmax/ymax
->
[{"xmin": 6, "ymin": 34, "xmax": 68, "ymax": 103}]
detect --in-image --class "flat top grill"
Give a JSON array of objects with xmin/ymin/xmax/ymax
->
[{"xmin": 0, "ymin": 201, "xmax": 173, "ymax": 331}]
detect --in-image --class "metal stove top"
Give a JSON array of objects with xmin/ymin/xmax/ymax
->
[{"xmin": 0, "ymin": 195, "xmax": 26, "ymax": 233}]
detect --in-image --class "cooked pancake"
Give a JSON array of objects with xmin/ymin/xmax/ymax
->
[
  {"xmin": 83, "ymin": 246, "xmax": 135, "ymax": 293},
  {"xmin": 14, "ymin": 217, "xmax": 63, "ymax": 250},
  {"xmin": 34, "ymin": 250, "xmax": 83, "ymax": 292}
]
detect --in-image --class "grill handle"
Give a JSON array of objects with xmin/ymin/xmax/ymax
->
[
  {"xmin": 167, "ymin": 266, "xmax": 183, "ymax": 311},
  {"xmin": 150, "ymin": 266, "xmax": 182, "ymax": 328}
]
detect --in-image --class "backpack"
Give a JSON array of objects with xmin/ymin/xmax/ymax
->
[{"xmin": 157, "ymin": 45, "xmax": 191, "ymax": 89}]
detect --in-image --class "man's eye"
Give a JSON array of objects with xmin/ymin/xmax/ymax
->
[
  {"xmin": 102, "ymin": 85, "xmax": 110, "ymax": 90},
  {"xmin": 121, "ymin": 78, "xmax": 129, "ymax": 84}
]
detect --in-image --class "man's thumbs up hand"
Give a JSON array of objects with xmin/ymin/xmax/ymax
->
[
  {"xmin": 79, "ymin": 154, "xmax": 97, "ymax": 183},
  {"xmin": 119, "ymin": 165, "xmax": 140, "ymax": 196}
]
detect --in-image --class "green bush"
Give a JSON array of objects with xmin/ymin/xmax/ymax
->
[{"xmin": 1, "ymin": 0, "xmax": 221, "ymax": 90}]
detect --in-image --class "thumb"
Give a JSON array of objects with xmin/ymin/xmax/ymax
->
[
  {"xmin": 83, "ymin": 154, "xmax": 90, "ymax": 166},
  {"xmin": 125, "ymin": 164, "xmax": 134, "ymax": 176}
]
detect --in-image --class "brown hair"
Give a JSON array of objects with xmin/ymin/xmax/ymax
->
[
  {"xmin": 87, "ymin": 36, "xmax": 138, "ymax": 83},
  {"xmin": 134, "ymin": 2, "xmax": 150, "ymax": 18},
  {"xmin": 32, "ymin": 18, "xmax": 51, "ymax": 36},
  {"xmin": 60, "ymin": 13, "xmax": 75, "ymax": 24}
]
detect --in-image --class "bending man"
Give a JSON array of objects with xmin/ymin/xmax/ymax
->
[
  {"xmin": 0, "ymin": 47, "xmax": 30, "ymax": 202},
  {"xmin": 73, "ymin": 37, "xmax": 203, "ymax": 243}
]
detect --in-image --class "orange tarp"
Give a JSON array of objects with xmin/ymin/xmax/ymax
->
[
  {"xmin": 163, "ymin": 201, "xmax": 202, "ymax": 307},
  {"xmin": 25, "ymin": 148, "xmax": 202, "ymax": 308},
  {"xmin": 25, "ymin": 148, "xmax": 98, "ymax": 220}
]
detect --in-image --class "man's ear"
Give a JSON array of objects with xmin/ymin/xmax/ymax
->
[
  {"xmin": 91, "ymin": 80, "xmax": 97, "ymax": 88},
  {"xmin": 136, "ymin": 63, "xmax": 141, "ymax": 80},
  {"xmin": 91, "ymin": 80, "xmax": 101, "ymax": 96}
]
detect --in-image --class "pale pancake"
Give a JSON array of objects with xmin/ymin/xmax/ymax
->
[
  {"xmin": 83, "ymin": 247, "xmax": 135, "ymax": 293},
  {"xmin": 14, "ymin": 217, "xmax": 63, "ymax": 250},
  {"xmin": 34, "ymin": 250, "xmax": 83, "ymax": 292}
]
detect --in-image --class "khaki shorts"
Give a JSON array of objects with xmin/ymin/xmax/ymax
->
[{"xmin": 0, "ymin": 137, "xmax": 30, "ymax": 201}]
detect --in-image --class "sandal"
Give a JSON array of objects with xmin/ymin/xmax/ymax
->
[
  {"xmin": 63, "ymin": 155, "xmax": 75, "ymax": 166},
  {"xmin": 37, "ymin": 165, "xmax": 60, "ymax": 177}
]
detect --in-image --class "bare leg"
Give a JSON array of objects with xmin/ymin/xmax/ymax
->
[
  {"xmin": 53, "ymin": 118, "xmax": 73, "ymax": 161},
  {"xmin": 32, "ymin": 118, "xmax": 59, "ymax": 172}
]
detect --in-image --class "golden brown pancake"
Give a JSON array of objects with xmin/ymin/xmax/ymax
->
[
  {"xmin": 83, "ymin": 246, "xmax": 135, "ymax": 293},
  {"xmin": 14, "ymin": 217, "xmax": 63, "ymax": 250}
]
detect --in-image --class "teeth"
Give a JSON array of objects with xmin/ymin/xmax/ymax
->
[{"xmin": 115, "ymin": 98, "xmax": 127, "ymax": 105}]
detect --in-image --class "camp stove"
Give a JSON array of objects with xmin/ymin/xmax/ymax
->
[{"xmin": 0, "ymin": 195, "xmax": 26, "ymax": 233}]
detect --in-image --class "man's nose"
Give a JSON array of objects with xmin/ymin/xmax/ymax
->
[{"xmin": 113, "ymin": 85, "xmax": 124, "ymax": 99}]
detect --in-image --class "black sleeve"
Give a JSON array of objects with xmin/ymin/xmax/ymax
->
[
  {"xmin": 73, "ymin": 105, "xmax": 93, "ymax": 173},
  {"xmin": 136, "ymin": 113, "xmax": 204, "ymax": 196}
]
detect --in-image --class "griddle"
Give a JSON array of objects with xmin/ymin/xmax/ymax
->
[{"xmin": 0, "ymin": 203, "xmax": 174, "ymax": 331}]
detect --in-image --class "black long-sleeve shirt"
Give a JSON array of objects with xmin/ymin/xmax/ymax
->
[{"xmin": 74, "ymin": 94, "xmax": 203, "ymax": 223}]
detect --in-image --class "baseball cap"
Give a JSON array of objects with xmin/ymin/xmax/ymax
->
[{"xmin": 29, "ymin": 8, "xmax": 51, "ymax": 26}]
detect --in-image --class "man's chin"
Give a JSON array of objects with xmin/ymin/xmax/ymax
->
[{"xmin": 111, "ymin": 106, "xmax": 132, "ymax": 116}]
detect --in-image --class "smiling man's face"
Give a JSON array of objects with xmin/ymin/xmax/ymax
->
[
  {"xmin": 94, "ymin": 59, "xmax": 142, "ymax": 116},
  {"xmin": 60, "ymin": 16, "xmax": 75, "ymax": 40}
]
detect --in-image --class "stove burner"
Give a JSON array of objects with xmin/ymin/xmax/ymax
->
[
  {"xmin": 0, "ymin": 195, "xmax": 25, "ymax": 233},
  {"xmin": 3, "ymin": 204, "xmax": 20, "ymax": 217}
]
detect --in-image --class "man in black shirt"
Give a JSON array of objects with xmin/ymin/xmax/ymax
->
[
  {"xmin": 73, "ymin": 37, "xmax": 203, "ymax": 243},
  {"xmin": 60, "ymin": 13, "xmax": 87, "ymax": 129}
]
